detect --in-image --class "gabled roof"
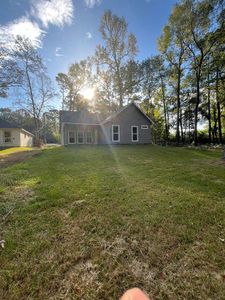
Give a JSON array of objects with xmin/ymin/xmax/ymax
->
[
  {"xmin": 60, "ymin": 110, "xmax": 102, "ymax": 125},
  {"xmin": 60, "ymin": 102, "xmax": 153, "ymax": 126},
  {"xmin": 0, "ymin": 118, "xmax": 21, "ymax": 129},
  {"xmin": 0, "ymin": 118, "xmax": 34, "ymax": 136},
  {"xmin": 101, "ymin": 102, "xmax": 153, "ymax": 124}
]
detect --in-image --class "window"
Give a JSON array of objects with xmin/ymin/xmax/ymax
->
[
  {"xmin": 4, "ymin": 131, "xmax": 12, "ymax": 143},
  {"xmin": 68, "ymin": 131, "xmax": 76, "ymax": 144},
  {"xmin": 131, "ymin": 126, "xmax": 139, "ymax": 142},
  {"xmin": 112, "ymin": 125, "xmax": 120, "ymax": 142},
  {"xmin": 77, "ymin": 131, "xmax": 84, "ymax": 144},
  {"xmin": 86, "ymin": 131, "xmax": 92, "ymax": 144},
  {"xmin": 141, "ymin": 125, "xmax": 148, "ymax": 130}
]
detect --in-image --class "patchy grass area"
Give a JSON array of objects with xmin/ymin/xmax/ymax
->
[
  {"xmin": 0, "ymin": 146, "xmax": 224, "ymax": 299},
  {"xmin": 0, "ymin": 147, "xmax": 34, "ymax": 156},
  {"xmin": 0, "ymin": 147, "xmax": 41, "ymax": 168}
]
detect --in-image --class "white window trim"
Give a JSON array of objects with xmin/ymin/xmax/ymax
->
[
  {"xmin": 86, "ymin": 131, "xmax": 92, "ymax": 144},
  {"xmin": 77, "ymin": 131, "xmax": 84, "ymax": 144},
  {"xmin": 131, "ymin": 126, "xmax": 139, "ymax": 142},
  {"xmin": 141, "ymin": 125, "xmax": 148, "ymax": 130},
  {"xmin": 112, "ymin": 125, "xmax": 120, "ymax": 142},
  {"xmin": 4, "ymin": 131, "xmax": 12, "ymax": 143},
  {"xmin": 68, "ymin": 131, "xmax": 76, "ymax": 144}
]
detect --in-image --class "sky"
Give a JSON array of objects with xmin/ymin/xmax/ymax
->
[{"xmin": 0, "ymin": 0, "xmax": 177, "ymax": 108}]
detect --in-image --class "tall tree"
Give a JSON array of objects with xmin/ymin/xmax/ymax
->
[
  {"xmin": 158, "ymin": 3, "xmax": 186, "ymax": 144},
  {"xmin": 56, "ymin": 73, "xmax": 69, "ymax": 110},
  {"xmin": 95, "ymin": 10, "xmax": 138, "ymax": 107},
  {"xmin": 139, "ymin": 56, "xmax": 169, "ymax": 140},
  {"xmin": 13, "ymin": 36, "xmax": 54, "ymax": 140},
  {"xmin": 123, "ymin": 60, "xmax": 141, "ymax": 103},
  {"xmin": 56, "ymin": 59, "xmax": 91, "ymax": 111},
  {"xmin": 178, "ymin": 0, "xmax": 222, "ymax": 145},
  {"xmin": 0, "ymin": 45, "xmax": 22, "ymax": 98},
  {"xmin": 93, "ymin": 68, "xmax": 118, "ymax": 116}
]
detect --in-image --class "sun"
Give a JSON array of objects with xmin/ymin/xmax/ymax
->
[{"xmin": 80, "ymin": 87, "xmax": 95, "ymax": 100}]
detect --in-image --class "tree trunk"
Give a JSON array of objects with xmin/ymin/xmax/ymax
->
[
  {"xmin": 216, "ymin": 68, "xmax": 222, "ymax": 144},
  {"xmin": 115, "ymin": 64, "xmax": 123, "ymax": 108},
  {"xmin": 194, "ymin": 75, "xmax": 200, "ymax": 146},
  {"xmin": 25, "ymin": 64, "xmax": 39, "ymax": 139},
  {"xmin": 188, "ymin": 102, "xmax": 191, "ymax": 143},
  {"xmin": 176, "ymin": 71, "xmax": 181, "ymax": 144},
  {"xmin": 207, "ymin": 69, "xmax": 212, "ymax": 143},
  {"xmin": 213, "ymin": 105, "xmax": 217, "ymax": 144},
  {"xmin": 160, "ymin": 75, "xmax": 168, "ymax": 142},
  {"xmin": 179, "ymin": 108, "xmax": 184, "ymax": 143}
]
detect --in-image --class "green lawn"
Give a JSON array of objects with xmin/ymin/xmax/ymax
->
[{"xmin": 0, "ymin": 145, "xmax": 224, "ymax": 299}]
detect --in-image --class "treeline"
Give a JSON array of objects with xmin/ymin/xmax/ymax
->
[
  {"xmin": 56, "ymin": 0, "xmax": 225, "ymax": 145},
  {"xmin": 1, "ymin": 0, "xmax": 224, "ymax": 145}
]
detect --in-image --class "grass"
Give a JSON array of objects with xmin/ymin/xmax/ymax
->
[
  {"xmin": 0, "ymin": 147, "xmax": 34, "ymax": 157},
  {"xmin": 0, "ymin": 145, "xmax": 224, "ymax": 299}
]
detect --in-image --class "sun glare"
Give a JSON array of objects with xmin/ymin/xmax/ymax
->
[{"xmin": 80, "ymin": 87, "xmax": 95, "ymax": 100}]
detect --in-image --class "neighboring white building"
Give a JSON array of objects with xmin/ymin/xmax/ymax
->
[{"xmin": 0, "ymin": 119, "xmax": 34, "ymax": 148}]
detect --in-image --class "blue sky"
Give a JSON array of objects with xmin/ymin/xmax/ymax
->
[{"xmin": 0, "ymin": 0, "xmax": 177, "ymax": 108}]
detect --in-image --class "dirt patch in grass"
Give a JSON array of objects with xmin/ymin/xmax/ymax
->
[{"xmin": 0, "ymin": 150, "xmax": 41, "ymax": 168}]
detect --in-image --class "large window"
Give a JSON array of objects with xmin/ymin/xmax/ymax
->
[
  {"xmin": 131, "ymin": 126, "xmax": 139, "ymax": 142},
  {"xmin": 86, "ymin": 131, "xmax": 92, "ymax": 144},
  {"xmin": 77, "ymin": 131, "xmax": 84, "ymax": 144},
  {"xmin": 68, "ymin": 131, "xmax": 76, "ymax": 144},
  {"xmin": 112, "ymin": 125, "xmax": 120, "ymax": 142},
  {"xmin": 4, "ymin": 131, "xmax": 12, "ymax": 143}
]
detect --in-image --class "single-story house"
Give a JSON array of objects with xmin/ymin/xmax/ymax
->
[
  {"xmin": 0, "ymin": 119, "xmax": 34, "ymax": 148},
  {"xmin": 60, "ymin": 102, "xmax": 152, "ymax": 145}
]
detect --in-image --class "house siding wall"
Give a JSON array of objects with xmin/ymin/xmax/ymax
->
[
  {"xmin": 20, "ymin": 132, "xmax": 33, "ymax": 147},
  {"xmin": 0, "ymin": 129, "xmax": 21, "ymax": 147},
  {"xmin": 100, "ymin": 104, "xmax": 152, "ymax": 144},
  {"xmin": 0, "ymin": 129, "xmax": 33, "ymax": 147},
  {"xmin": 61, "ymin": 104, "xmax": 152, "ymax": 145}
]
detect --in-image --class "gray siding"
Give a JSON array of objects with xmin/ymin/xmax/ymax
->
[
  {"xmin": 100, "ymin": 104, "xmax": 152, "ymax": 144},
  {"xmin": 62, "ymin": 104, "xmax": 152, "ymax": 145}
]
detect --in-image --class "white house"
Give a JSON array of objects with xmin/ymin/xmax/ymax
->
[{"xmin": 0, "ymin": 119, "xmax": 34, "ymax": 148}]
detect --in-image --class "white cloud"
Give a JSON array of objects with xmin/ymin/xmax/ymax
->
[
  {"xmin": 55, "ymin": 47, "xmax": 64, "ymax": 56},
  {"xmin": 84, "ymin": 0, "xmax": 102, "ymax": 8},
  {"xmin": 85, "ymin": 32, "xmax": 92, "ymax": 39},
  {"xmin": 31, "ymin": 0, "xmax": 74, "ymax": 28},
  {"xmin": 0, "ymin": 16, "xmax": 45, "ymax": 49}
]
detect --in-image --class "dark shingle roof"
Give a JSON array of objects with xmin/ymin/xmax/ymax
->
[
  {"xmin": 101, "ymin": 102, "xmax": 153, "ymax": 124},
  {"xmin": 60, "ymin": 103, "xmax": 153, "ymax": 125},
  {"xmin": 0, "ymin": 119, "xmax": 21, "ymax": 129},
  {"xmin": 60, "ymin": 110, "xmax": 102, "ymax": 125}
]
